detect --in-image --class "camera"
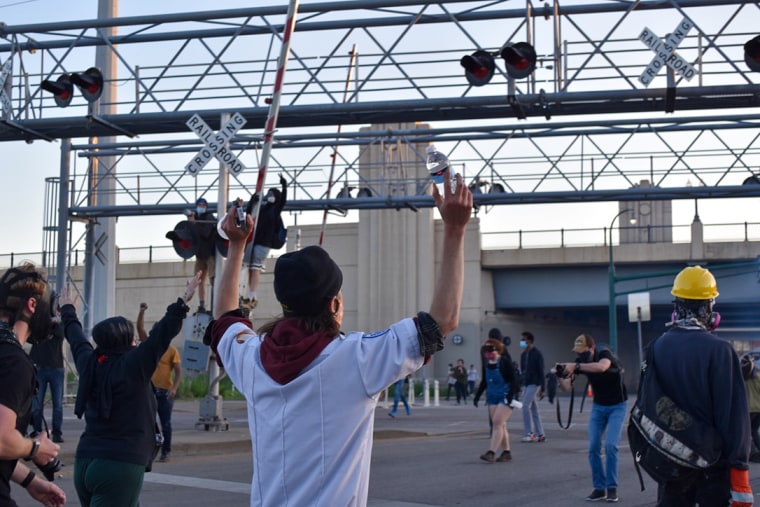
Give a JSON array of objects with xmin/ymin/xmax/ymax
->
[
  {"xmin": 555, "ymin": 363, "xmax": 570, "ymax": 378},
  {"xmin": 36, "ymin": 456, "xmax": 63, "ymax": 481}
]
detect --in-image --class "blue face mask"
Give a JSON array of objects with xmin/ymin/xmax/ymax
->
[
  {"xmin": 519, "ymin": 340, "xmax": 527, "ymax": 349},
  {"xmin": 196, "ymin": 206, "xmax": 206, "ymax": 215}
]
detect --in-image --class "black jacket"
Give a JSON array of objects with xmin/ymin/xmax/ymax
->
[{"xmin": 61, "ymin": 299, "xmax": 188, "ymax": 467}]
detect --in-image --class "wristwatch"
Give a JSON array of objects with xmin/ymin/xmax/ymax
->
[
  {"xmin": 24, "ymin": 439, "xmax": 40, "ymax": 461},
  {"xmin": 574, "ymin": 362, "xmax": 582, "ymax": 374}
]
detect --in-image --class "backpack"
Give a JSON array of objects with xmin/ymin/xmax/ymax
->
[
  {"xmin": 627, "ymin": 336, "xmax": 722, "ymax": 489},
  {"xmin": 270, "ymin": 215, "xmax": 287, "ymax": 249}
]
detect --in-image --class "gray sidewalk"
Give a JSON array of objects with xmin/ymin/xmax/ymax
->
[{"xmin": 52, "ymin": 393, "xmax": 583, "ymax": 462}]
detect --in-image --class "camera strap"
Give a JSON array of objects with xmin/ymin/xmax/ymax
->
[{"xmin": 556, "ymin": 381, "xmax": 575, "ymax": 429}]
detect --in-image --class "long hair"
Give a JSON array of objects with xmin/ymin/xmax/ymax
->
[
  {"xmin": 92, "ymin": 316, "xmax": 136, "ymax": 350},
  {"xmin": 258, "ymin": 306, "xmax": 340, "ymax": 337}
]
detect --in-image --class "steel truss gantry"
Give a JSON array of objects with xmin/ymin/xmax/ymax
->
[{"xmin": 0, "ymin": 0, "xmax": 759, "ymax": 215}]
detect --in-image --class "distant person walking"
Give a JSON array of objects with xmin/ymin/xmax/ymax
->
[
  {"xmin": 519, "ymin": 331, "xmax": 546, "ymax": 443},
  {"xmin": 467, "ymin": 363, "xmax": 479, "ymax": 395},
  {"xmin": 452, "ymin": 359, "xmax": 468, "ymax": 404},
  {"xmin": 29, "ymin": 318, "xmax": 66, "ymax": 443},
  {"xmin": 388, "ymin": 376, "xmax": 411, "ymax": 417}
]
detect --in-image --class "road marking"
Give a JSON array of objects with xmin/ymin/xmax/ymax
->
[{"xmin": 144, "ymin": 472, "xmax": 250, "ymax": 494}]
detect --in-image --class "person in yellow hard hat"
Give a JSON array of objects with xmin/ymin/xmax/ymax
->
[{"xmin": 641, "ymin": 265, "xmax": 752, "ymax": 507}]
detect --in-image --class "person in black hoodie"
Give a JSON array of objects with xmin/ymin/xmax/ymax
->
[
  {"xmin": 241, "ymin": 175, "xmax": 288, "ymax": 310},
  {"xmin": 58, "ymin": 272, "xmax": 200, "ymax": 507}
]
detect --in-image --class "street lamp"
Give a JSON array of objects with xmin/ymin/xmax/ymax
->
[{"xmin": 608, "ymin": 208, "xmax": 637, "ymax": 353}]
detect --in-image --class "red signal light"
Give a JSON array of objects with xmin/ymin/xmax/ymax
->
[
  {"xmin": 460, "ymin": 50, "xmax": 495, "ymax": 86},
  {"xmin": 40, "ymin": 74, "xmax": 74, "ymax": 108},
  {"xmin": 70, "ymin": 67, "xmax": 104, "ymax": 103},
  {"xmin": 745, "ymin": 35, "xmax": 760, "ymax": 72},
  {"xmin": 500, "ymin": 42, "xmax": 537, "ymax": 79}
]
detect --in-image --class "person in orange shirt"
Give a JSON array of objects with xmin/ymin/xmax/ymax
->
[{"xmin": 137, "ymin": 302, "xmax": 182, "ymax": 463}]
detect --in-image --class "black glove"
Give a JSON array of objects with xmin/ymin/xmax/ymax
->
[{"xmin": 279, "ymin": 174, "xmax": 287, "ymax": 186}]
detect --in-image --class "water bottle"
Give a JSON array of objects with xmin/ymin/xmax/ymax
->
[{"xmin": 425, "ymin": 145, "xmax": 453, "ymax": 195}]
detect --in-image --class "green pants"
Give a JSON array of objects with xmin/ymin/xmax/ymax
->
[{"xmin": 74, "ymin": 457, "xmax": 145, "ymax": 507}]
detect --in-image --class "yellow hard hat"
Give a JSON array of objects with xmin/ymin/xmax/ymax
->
[{"xmin": 671, "ymin": 265, "xmax": 719, "ymax": 300}]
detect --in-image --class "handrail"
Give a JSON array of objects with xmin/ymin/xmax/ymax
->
[{"xmin": 4, "ymin": 220, "xmax": 758, "ymax": 270}]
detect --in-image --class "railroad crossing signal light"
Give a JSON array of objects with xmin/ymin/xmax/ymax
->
[
  {"xmin": 70, "ymin": 67, "xmax": 104, "ymax": 102},
  {"xmin": 460, "ymin": 50, "xmax": 495, "ymax": 86},
  {"xmin": 745, "ymin": 35, "xmax": 760, "ymax": 72},
  {"xmin": 40, "ymin": 74, "xmax": 74, "ymax": 108},
  {"xmin": 500, "ymin": 42, "xmax": 537, "ymax": 79},
  {"xmin": 40, "ymin": 67, "xmax": 103, "ymax": 107}
]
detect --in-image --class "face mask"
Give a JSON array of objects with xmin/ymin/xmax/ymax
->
[
  {"xmin": 266, "ymin": 195, "xmax": 276, "ymax": 204},
  {"xmin": 196, "ymin": 207, "xmax": 206, "ymax": 215},
  {"xmin": 577, "ymin": 351, "xmax": 592, "ymax": 363},
  {"xmin": 484, "ymin": 352, "xmax": 497, "ymax": 361},
  {"xmin": 519, "ymin": 340, "xmax": 527, "ymax": 349},
  {"xmin": 26, "ymin": 294, "xmax": 53, "ymax": 345}
]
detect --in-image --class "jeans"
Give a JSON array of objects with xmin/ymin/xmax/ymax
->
[
  {"xmin": 454, "ymin": 382, "xmax": 468, "ymax": 403},
  {"xmin": 390, "ymin": 379, "xmax": 410, "ymax": 415},
  {"xmin": 155, "ymin": 389, "xmax": 175, "ymax": 455},
  {"xmin": 588, "ymin": 401, "xmax": 627, "ymax": 490},
  {"xmin": 521, "ymin": 384, "xmax": 544, "ymax": 437},
  {"xmin": 32, "ymin": 367, "xmax": 65, "ymax": 435}
]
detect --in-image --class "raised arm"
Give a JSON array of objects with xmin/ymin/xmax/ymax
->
[
  {"xmin": 215, "ymin": 201, "xmax": 254, "ymax": 318},
  {"xmin": 136, "ymin": 302, "xmax": 148, "ymax": 342},
  {"xmin": 427, "ymin": 172, "xmax": 473, "ymax": 336}
]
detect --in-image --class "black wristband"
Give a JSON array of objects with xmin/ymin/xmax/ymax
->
[
  {"xmin": 24, "ymin": 439, "xmax": 39, "ymax": 461},
  {"xmin": 20, "ymin": 470, "xmax": 35, "ymax": 488}
]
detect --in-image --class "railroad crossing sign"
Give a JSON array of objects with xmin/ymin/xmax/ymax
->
[
  {"xmin": 185, "ymin": 112, "xmax": 246, "ymax": 176},
  {"xmin": 0, "ymin": 59, "xmax": 12, "ymax": 117},
  {"xmin": 638, "ymin": 18, "xmax": 696, "ymax": 87}
]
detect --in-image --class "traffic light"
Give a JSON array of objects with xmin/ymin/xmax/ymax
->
[
  {"xmin": 460, "ymin": 50, "xmax": 495, "ymax": 86},
  {"xmin": 745, "ymin": 35, "xmax": 760, "ymax": 72},
  {"xmin": 500, "ymin": 42, "xmax": 537, "ymax": 79},
  {"xmin": 40, "ymin": 67, "xmax": 103, "ymax": 107},
  {"xmin": 40, "ymin": 74, "xmax": 74, "ymax": 108},
  {"xmin": 71, "ymin": 67, "xmax": 104, "ymax": 102}
]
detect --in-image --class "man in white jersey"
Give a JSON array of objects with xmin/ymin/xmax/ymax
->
[{"xmin": 206, "ymin": 171, "xmax": 472, "ymax": 507}]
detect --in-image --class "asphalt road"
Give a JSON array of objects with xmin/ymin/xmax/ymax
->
[{"xmin": 11, "ymin": 396, "xmax": 759, "ymax": 506}]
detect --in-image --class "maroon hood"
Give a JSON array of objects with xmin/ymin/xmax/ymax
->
[{"xmin": 259, "ymin": 318, "xmax": 336, "ymax": 384}]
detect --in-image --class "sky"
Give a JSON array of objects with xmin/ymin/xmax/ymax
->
[{"xmin": 0, "ymin": 0, "xmax": 758, "ymax": 260}]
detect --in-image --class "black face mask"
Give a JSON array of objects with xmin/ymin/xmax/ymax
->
[
  {"xmin": 25, "ymin": 293, "xmax": 53, "ymax": 345},
  {"xmin": 577, "ymin": 351, "xmax": 592, "ymax": 363}
]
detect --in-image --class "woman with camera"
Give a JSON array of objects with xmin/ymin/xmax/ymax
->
[
  {"xmin": 472, "ymin": 338, "xmax": 521, "ymax": 463},
  {"xmin": 58, "ymin": 272, "xmax": 200, "ymax": 507}
]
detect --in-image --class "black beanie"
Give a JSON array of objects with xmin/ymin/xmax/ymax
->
[
  {"xmin": 488, "ymin": 328, "xmax": 503, "ymax": 340},
  {"xmin": 274, "ymin": 246, "xmax": 343, "ymax": 317}
]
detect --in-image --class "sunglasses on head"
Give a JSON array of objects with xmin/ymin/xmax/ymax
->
[{"xmin": 482, "ymin": 345, "xmax": 497, "ymax": 353}]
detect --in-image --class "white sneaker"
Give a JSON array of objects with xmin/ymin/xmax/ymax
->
[{"xmin": 521, "ymin": 434, "xmax": 537, "ymax": 443}]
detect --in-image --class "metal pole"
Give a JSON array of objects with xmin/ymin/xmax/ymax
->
[
  {"xmin": 55, "ymin": 139, "xmax": 71, "ymax": 291},
  {"xmin": 249, "ymin": 0, "xmax": 300, "ymax": 241},
  {"xmin": 636, "ymin": 306, "xmax": 643, "ymax": 385},
  {"xmin": 319, "ymin": 44, "xmax": 358, "ymax": 246},
  {"xmin": 607, "ymin": 208, "xmax": 630, "ymax": 353}
]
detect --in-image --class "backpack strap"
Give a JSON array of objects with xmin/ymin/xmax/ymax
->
[{"xmin": 629, "ymin": 335, "xmax": 660, "ymax": 492}]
